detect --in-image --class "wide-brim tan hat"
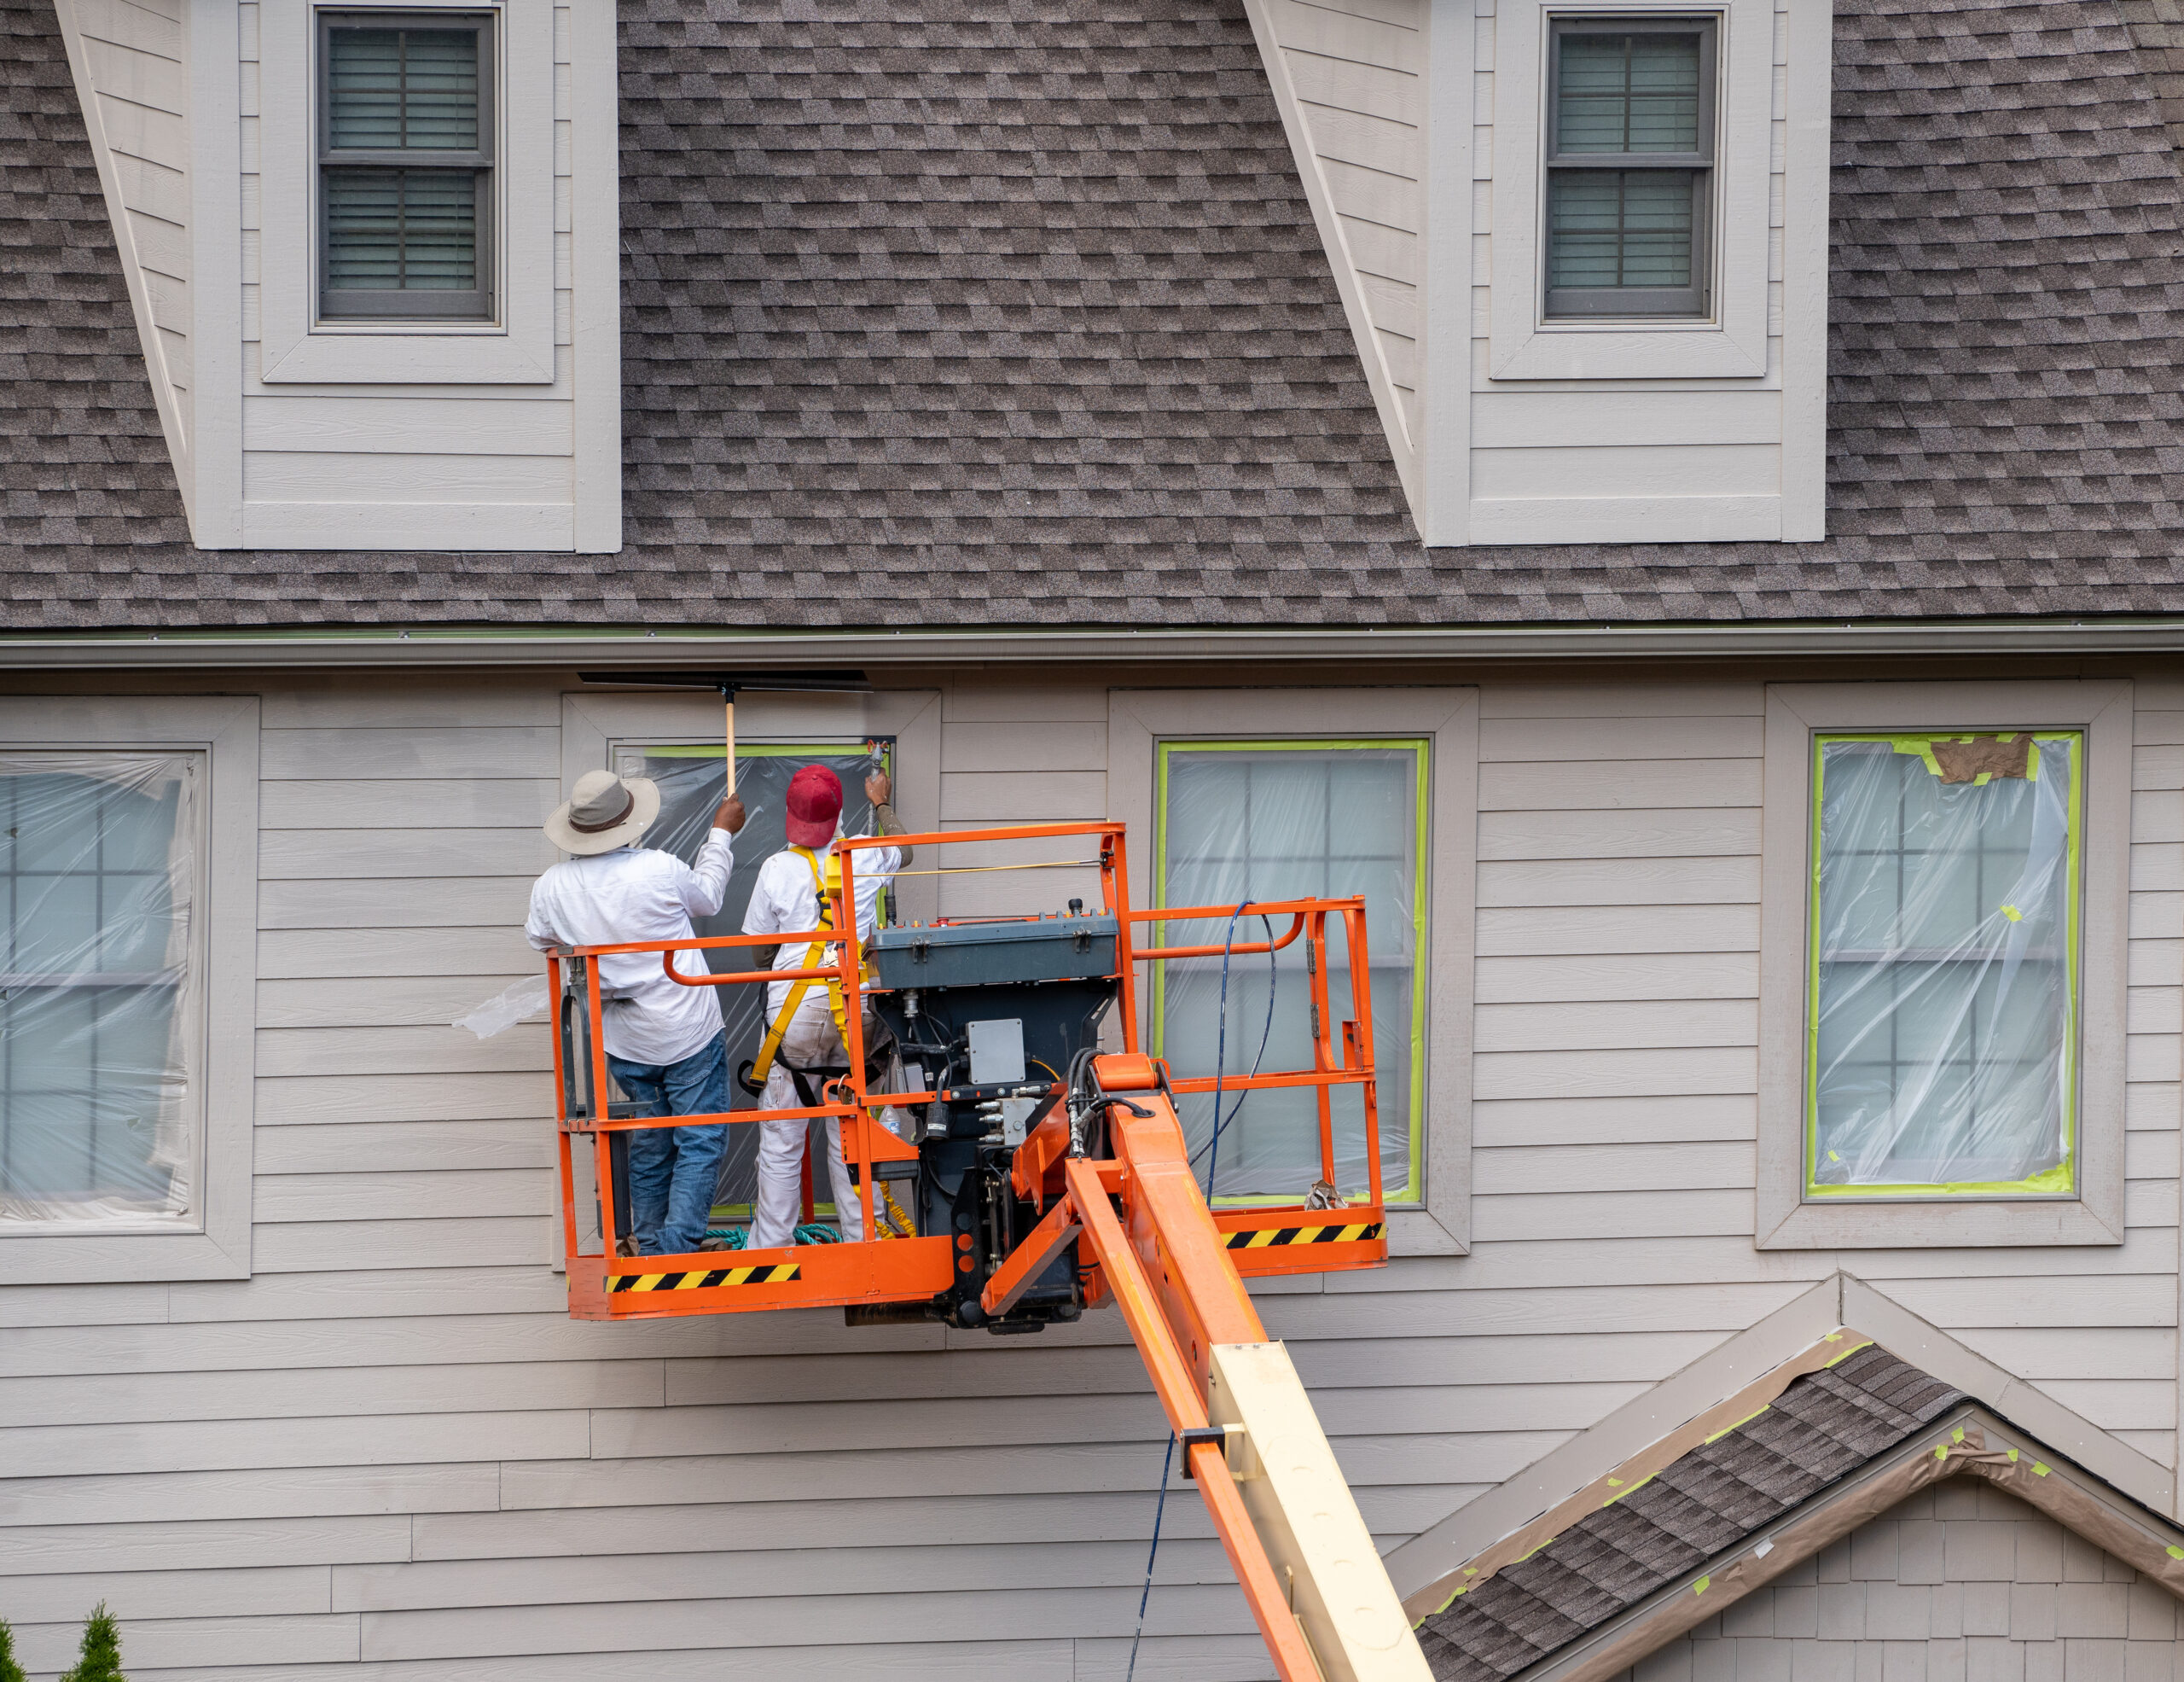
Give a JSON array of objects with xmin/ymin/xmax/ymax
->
[{"xmin": 546, "ymin": 769, "xmax": 661, "ymax": 855}]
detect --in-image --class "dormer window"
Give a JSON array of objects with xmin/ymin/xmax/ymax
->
[
  {"xmin": 1544, "ymin": 18, "xmax": 1716, "ymax": 319},
  {"xmin": 317, "ymin": 12, "xmax": 495, "ymax": 321}
]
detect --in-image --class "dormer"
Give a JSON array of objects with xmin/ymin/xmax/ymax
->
[
  {"xmin": 1239, "ymin": 0, "xmax": 1831, "ymax": 544},
  {"xmin": 49, "ymin": 0, "xmax": 623, "ymax": 552}
]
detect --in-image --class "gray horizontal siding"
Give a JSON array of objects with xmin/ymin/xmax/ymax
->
[{"xmin": 0, "ymin": 670, "xmax": 2175, "ymax": 1682}]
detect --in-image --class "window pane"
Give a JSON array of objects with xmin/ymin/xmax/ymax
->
[
  {"xmin": 325, "ymin": 168, "xmax": 478, "ymax": 291},
  {"xmin": 0, "ymin": 757, "xmax": 196, "ymax": 1225},
  {"xmin": 1159, "ymin": 746, "xmax": 1424, "ymax": 1203},
  {"xmin": 1548, "ymin": 169, "xmax": 1694, "ymax": 288},
  {"xmin": 328, "ymin": 26, "xmax": 479, "ymax": 151},
  {"xmin": 1809, "ymin": 735, "xmax": 2080, "ymax": 1196},
  {"xmin": 1556, "ymin": 30, "xmax": 1703, "ymax": 153}
]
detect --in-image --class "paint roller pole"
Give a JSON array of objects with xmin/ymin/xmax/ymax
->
[{"xmin": 722, "ymin": 684, "xmax": 738, "ymax": 796}]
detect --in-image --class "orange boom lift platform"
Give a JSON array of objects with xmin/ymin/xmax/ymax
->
[{"xmin": 547, "ymin": 821, "xmax": 1431, "ymax": 1681}]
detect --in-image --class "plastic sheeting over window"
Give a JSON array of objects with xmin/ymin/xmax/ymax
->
[
  {"xmin": 1808, "ymin": 732, "xmax": 2082, "ymax": 1198},
  {"xmin": 616, "ymin": 742, "xmax": 890, "ymax": 1219},
  {"xmin": 0, "ymin": 754, "xmax": 199, "ymax": 1226},
  {"xmin": 1156, "ymin": 742, "xmax": 1427, "ymax": 1204}
]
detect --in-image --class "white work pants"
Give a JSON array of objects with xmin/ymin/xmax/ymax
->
[{"xmin": 750, "ymin": 997, "xmax": 865, "ymax": 1248}]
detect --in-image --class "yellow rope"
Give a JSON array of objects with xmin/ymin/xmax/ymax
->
[{"xmin": 886, "ymin": 858, "xmax": 1101, "ymax": 877}]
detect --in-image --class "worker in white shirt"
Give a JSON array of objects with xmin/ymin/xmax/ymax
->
[
  {"xmin": 527, "ymin": 769, "xmax": 746, "ymax": 1258},
  {"xmin": 741, "ymin": 763, "xmax": 909, "ymax": 1248}
]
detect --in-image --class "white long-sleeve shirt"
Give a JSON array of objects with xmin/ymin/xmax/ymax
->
[
  {"xmin": 526, "ymin": 832, "xmax": 735, "ymax": 1065},
  {"xmin": 741, "ymin": 834, "xmax": 902, "ymax": 1016}
]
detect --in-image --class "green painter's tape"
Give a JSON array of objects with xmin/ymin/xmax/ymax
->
[
  {"xmin": 1805, "ymin": 732, "xmax": 2083, "ymax": 1202},
  {"xmin": 1153, "ymin": 737, "xmax": 1431, "ymax": 1207}
]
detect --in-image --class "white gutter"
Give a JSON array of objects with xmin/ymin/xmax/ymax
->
[{"xmin": 0, "ymin": 620, "xmax": 2179, "ymax": 670}]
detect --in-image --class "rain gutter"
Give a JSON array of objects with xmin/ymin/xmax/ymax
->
[{"xmin": 0, "ymin": 618, "xmax": 2180, "ymax": 670}]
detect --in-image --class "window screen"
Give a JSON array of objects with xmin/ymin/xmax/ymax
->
[
  {"xmin": 1808, "ymin": 732, "xmax": 2082, "ymax": 1199},
  {"xmin": 1156, "ymin": 742, "xmax": 1427, "ymax": 1205},
  {"xmin": 1545, "ymin": 17, "xmax": 1716, "ymax": 318},
  {"xmin": 615, "ymin": 742, "xmax": 892, "ymax": 1221},
  {"xmin": 318, "ymin": 12, "xmax": 493, "ymax": 320},
  {"xmin": 0, "ymin": 756, "xmax": 199, "ymax": 1225}
]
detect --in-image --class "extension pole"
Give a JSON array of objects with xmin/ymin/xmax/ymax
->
[{"xmin": 723, "ymin": 684, "xmax": 738, "ymax": 795}]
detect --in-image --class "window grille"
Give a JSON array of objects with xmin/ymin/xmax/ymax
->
[
  {"xmin": 318, "ymin": 12, "xmax": 494, "ymax": 320},
  {"xmin": 1545, "ymin": 17, "xmax": 1716, "ymax": 318}
]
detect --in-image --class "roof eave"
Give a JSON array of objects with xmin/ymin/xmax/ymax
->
[{"xmin": 11, "ymin": 614, "xmax": 2184, "ymax": 671}]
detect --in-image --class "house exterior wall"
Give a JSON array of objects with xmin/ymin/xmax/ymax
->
[
  {"xmin": 0, "ymin": 661, "xmax": 2176, "ymax": 1679},
  {"xmin": 1619, "ymin": 1484, "xmax": 2181, "ymax": 1682}
]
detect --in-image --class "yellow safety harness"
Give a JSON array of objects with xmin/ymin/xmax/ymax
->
[
  {"xmin": 746, "ymin": 845, "xmax": 853, "ymax": 1089},
  {"xmin": 746, "ymin": 843, "xmax": 916, "ymax": 1239}
]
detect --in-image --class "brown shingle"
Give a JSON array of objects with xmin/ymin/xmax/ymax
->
[
  {"xmin": 4, "ymin": 0, "xmax": 2184, "ymax": 626},
  {"xmin": 1416, "ymin": 1351, "xmax": 1966, "ymax": 1681}
]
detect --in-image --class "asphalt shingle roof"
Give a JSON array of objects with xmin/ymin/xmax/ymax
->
[
  {"xmin": 1414, "ymin": 1347, "xmax": 1967, "ymax": 1682},
  {"xmin": 4, "ymin": 0, "xmax": 2184, "ymax": 627}
]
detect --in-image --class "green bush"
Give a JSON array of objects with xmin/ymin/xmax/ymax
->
[
  {"xmin": 59, "ymin": 1603, "xmax": 125, "ymax": 1682},
  {"xmin": 0, "ymin": 1616, "xmax": 26, "ymax": 1682}
]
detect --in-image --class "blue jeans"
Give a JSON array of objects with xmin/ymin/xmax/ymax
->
[{"xmin": 607, "ymin": 1039, "xmax": 730, "ymax": 1258}]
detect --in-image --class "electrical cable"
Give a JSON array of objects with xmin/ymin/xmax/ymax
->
[
  {"xmin": 1194, "ymin": 906, "xmax": 1277, "ymax": 1198},
  {"xmin": 1197, "ymin": 903, "xmax": 1244, "ymax": 1202},
  {"xmin": 1125, "ymin": 1429, "xmax": 1178, "ymax": 1682}
]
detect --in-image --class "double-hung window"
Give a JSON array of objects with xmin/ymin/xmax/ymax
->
[
  {"xmin": 1761, "ymin": 684, "xmax": 2127, "ymax": 1249},
  {"xmin": 1154, "ymin": 742, "xmax": 1429, "ymax": 1206},
  {"xmin": 1544, "ymin": 17, "xmax": 1716, "ymax": 318},
  {"xmin": 317, "ymin": 12, "xmax": 495, "ymax": 321},
  {"xmin": 1807, "ymin": 733, "xmax": 2082, "ymax": 1199},
  {"xmin": 0, "ymin": 756, "xmax": 200, "ymax": 1227}
]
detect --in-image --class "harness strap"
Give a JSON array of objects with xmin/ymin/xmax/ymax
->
[{"xmin": 746, "ymin": 847, "xmax": 852, "ymax": 1089}]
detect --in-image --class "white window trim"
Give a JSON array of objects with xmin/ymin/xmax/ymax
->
[
  {"xmin": 0, "ymin": 697, "xmax": 258, "ymax": 1283},
  {"xmin": 1108, "ymin": 688, "xmax": 1478, "ymax": 1258},
  {"xmin": 1488, "ymin": 0, "xmax": 1774, "ymax": 381},
  {"xmin": 258, "ymin": 0, "xmax": 555, "ymax": 384},
  {"xmin": 1757, "ymin": 680, "xmax": 2131, "ymax": 1249}
]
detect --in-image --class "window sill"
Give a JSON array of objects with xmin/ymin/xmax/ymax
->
[
  {"xmin": 262, "ymin": 326, "xmax": 551, "ymax": 385},
  {"xmin": 1388, "ymin": 1204, "xmax": 1466, "ymax": 1257},
  {"xmin": 1489, "ymin": 319, "xmax": 1768, "ymax": 381},
  {"xmin": 1759, "ymin": 1198, "xmax": 2124, "ymax": 1250},
  {"xmin": 0, "ymin": 1225, "xmax": 252, "ymax": 1283}
]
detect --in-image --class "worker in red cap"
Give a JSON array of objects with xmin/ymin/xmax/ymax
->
[{"xmin": 740, "ymin": 762, "xmax": 911, "ymax": 1248}]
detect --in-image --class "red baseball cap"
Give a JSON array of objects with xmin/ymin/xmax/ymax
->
[{"xmin": 784, "ymin": 764, "xmax": 844, "ymax": 848}]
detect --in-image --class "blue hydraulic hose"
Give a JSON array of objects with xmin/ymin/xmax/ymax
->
[
  {"xmin": 1199, "ymin": 904, "xmax": 1245, "ymax": 1202},
  {"xmin": 1125, "ymin": 1430, "xmax": 1179, "ymax": 1682}
]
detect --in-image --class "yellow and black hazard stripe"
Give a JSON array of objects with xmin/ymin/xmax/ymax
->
[
  {"xmin": 1223, "ymin": 1222, "xmax": 1383, "ymax": 1250},
  {"xmin": 610, "ymin": 1263, "xmax": 801, "ymax": 1294}
]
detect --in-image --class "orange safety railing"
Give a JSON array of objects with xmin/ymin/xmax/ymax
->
[{"xmin": 547, "ymin": 821, "xmax": 1387, "ymax": 1318}]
